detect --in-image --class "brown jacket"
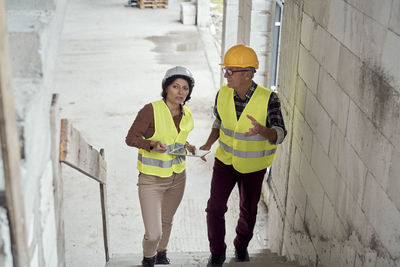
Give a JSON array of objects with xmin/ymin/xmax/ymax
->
[{"xmin": 125, "ymin": 102, "xmax": 184, "ymax": 151}]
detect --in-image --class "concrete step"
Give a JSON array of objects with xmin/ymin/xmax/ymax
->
[{"xmin": 106, "ymin": 250, "xmax": 302, "ymax": 267}]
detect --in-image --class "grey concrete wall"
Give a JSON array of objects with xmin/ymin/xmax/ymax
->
[
  {"xmin": 5, "ymin": 0, "xmax": 55, "ymax": 11},
  {"xmin": 237, "ymin": 0, "xmax": 274, "ymax": 85},
  {"xmin": 267, "ymin": 0, "xmax": 400, "ymax": 266},
  {"xmin": 220, "ymin": 0, "xmax": 238, "ymax": 86},
  {"xmin": 197, "ymin": 0, "xmax": 210, "ymax": 27},
  {"xmin": 1, "ymin": 0, "xmax": 68, "ymax": 265}
]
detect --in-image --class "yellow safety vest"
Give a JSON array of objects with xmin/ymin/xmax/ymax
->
[
  {"xmin": 137, "ymin": 100, "xmax": 194, "ymax": 177},
  {"xmin": 215, "ymin": 84, "xmax": 278, "ymax": 173}
]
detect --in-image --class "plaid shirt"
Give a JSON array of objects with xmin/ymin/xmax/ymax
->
[{"xmin": 213, "ymin": 82, "xmax": 287, "ymax": 143}]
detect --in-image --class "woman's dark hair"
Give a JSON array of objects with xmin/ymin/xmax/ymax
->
[{"xmin": 161, "ymin": 75, "xmax": 194, "ymax": 104}]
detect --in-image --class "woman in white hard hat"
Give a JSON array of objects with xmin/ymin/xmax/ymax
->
[{"xmin": 125, "ymin": 66, "xmax": 196, "ymax": 267}]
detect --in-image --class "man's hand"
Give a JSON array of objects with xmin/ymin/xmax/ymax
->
[
  {"xmin": 244, "ymin": 114, "xmax": 277, "ymax": 143},
  {"xmin": 244, "ymin": 114, "xmax": 263, "ymax": 136}
]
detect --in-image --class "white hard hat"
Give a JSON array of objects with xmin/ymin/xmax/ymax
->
[{"xmin": 162, "ymin": 66, "xmax": 195, "ymax": 88}]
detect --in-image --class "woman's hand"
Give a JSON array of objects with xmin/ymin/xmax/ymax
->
[
  {"xmin": 185, "ymin": 142, "xmax": 196, "ymax": 155},
  {"xmin": 199, "ymin": 144, "xmax": 211, "ymax": 162},
  {"xmin": 199, "ymin": 144, "xmax": 209, "ymax": 151},
  {"xmin": 150, "ymin": 141, "xmax": 167, "ymax": 152}
]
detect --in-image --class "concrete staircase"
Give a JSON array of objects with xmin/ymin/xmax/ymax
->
[{"xmin": 106, "ymin": 249, "xmax": 302, "ymax": 267}]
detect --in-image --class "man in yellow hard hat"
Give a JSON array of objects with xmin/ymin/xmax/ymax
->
[{"xmin": 200, "ymin": 44, "xmax": 287, "ymax": 266}]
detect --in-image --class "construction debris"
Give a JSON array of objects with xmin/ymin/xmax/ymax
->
[{"xmin": 125, "ymin": 0, "xmax": 168, "ymax": 9}]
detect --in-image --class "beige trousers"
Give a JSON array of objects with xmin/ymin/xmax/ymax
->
[{"xmin": 137, "ymin": 171, "xmax": 186, "ymax": 257}]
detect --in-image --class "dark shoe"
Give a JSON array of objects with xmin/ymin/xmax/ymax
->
[
  {"xmin": 155, "ymin": 250, "xmax": 170, "ymax": 264},
  {"xmin": 142, "ymin": 256, "xmax": 156, "ymax": 267},
  {"xmin": 207, "ymin": 253, "xmax": 226, "ymax": 267},
  {"xmin": 234, "ymin": 247, "xmax": 249, "ymax": 262}
]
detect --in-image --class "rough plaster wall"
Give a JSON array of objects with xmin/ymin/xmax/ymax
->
[
  {"xmin": 14, "ymin": 34, "xmax": 57, "ymax": 267},
  {"xmin": 0, "ymin": 207, "xmax": 13, "ymax": 267},
  {"xmin": 1, "ymin": 0, "xmax": 67, "ymax": 265},
  {"xmin": 0, "ymin": 147, "xmax": 3, "ymax": 190},
  {"xmin": 268, "ymin": 0, "xmax": 400, "ymax": 266},
  {"xmin": 39, "ymin": 162, "xmax": 58, "ymax": 267}
]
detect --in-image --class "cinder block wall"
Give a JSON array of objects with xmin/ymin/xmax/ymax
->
[
  {"xmin": 267, "ymin": 0, "xmax": 400, "ymax": 266},
  {"xmin": 1, "ymin": 0, "xmax": 68, "ymax": 266}
]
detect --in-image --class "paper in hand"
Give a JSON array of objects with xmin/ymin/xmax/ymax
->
[{"xmin": 169, "ymin": 147, "xmax": 211, "ymax": 157}]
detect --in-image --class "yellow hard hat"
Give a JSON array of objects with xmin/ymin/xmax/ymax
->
[{"xmin": 220, "ymin": 44, "xmax": 259, "ymax": 69}]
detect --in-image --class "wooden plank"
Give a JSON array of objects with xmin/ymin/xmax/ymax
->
[
  {"xmin": 99, "ymin": 149, "xmax": 110, "ymax": 262},
  {"xmin": 60, "ymin": 120, "xmax": 109, "ymax": 262},
  {"xmin": 59, "ymin": 119, "xmax": 106, "ymax": 184},
  {"xmin": 100, "ymin": 183, "xmax": 109, "ymax": 262},
  {"xmin": 155, "ymin": 0, "xmax": 168, "ymax": 8},
  {"xmin": 139, "ymin": 0, "xmax": 156, "ymax": 8},
  {"xmin": 98, "ymin": 148, "xmax": 107, "ymax": 185},
  {"xmin": 0, "ymin": 1, "xmax": 30, "ymax": 266}
]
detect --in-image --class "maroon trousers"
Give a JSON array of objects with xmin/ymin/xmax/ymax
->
[{"xmin": 206, "ymin": 158, "xmax": 266, "ymax": 255}]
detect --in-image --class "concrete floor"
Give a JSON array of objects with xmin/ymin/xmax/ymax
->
[{"xmin": 54, "ymin": 0, "xmax": 269, "ymax": 266}]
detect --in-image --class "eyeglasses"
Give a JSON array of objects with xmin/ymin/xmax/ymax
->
[{"xmin": 223, "ymin": 68, "xmax": 251, "ymax": 76}]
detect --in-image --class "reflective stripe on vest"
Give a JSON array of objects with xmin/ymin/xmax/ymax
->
[
  {"xmin": 215, "ymin": 84, "xmax": 278, "ymax": 173},
  {"xmin": 138, "ymin": 153, "xmax": 185, "ymax": 168},
  {"xmin": 220, "ymin": 123, "xmax": 271, "ymax": 141},
  {"xmin": 137, "ymin": 100, "xmax": 193, "ymax": 177},
  {"xmin": 218, "ymin": 139, "xmax": 277, "ymax": 158}
]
